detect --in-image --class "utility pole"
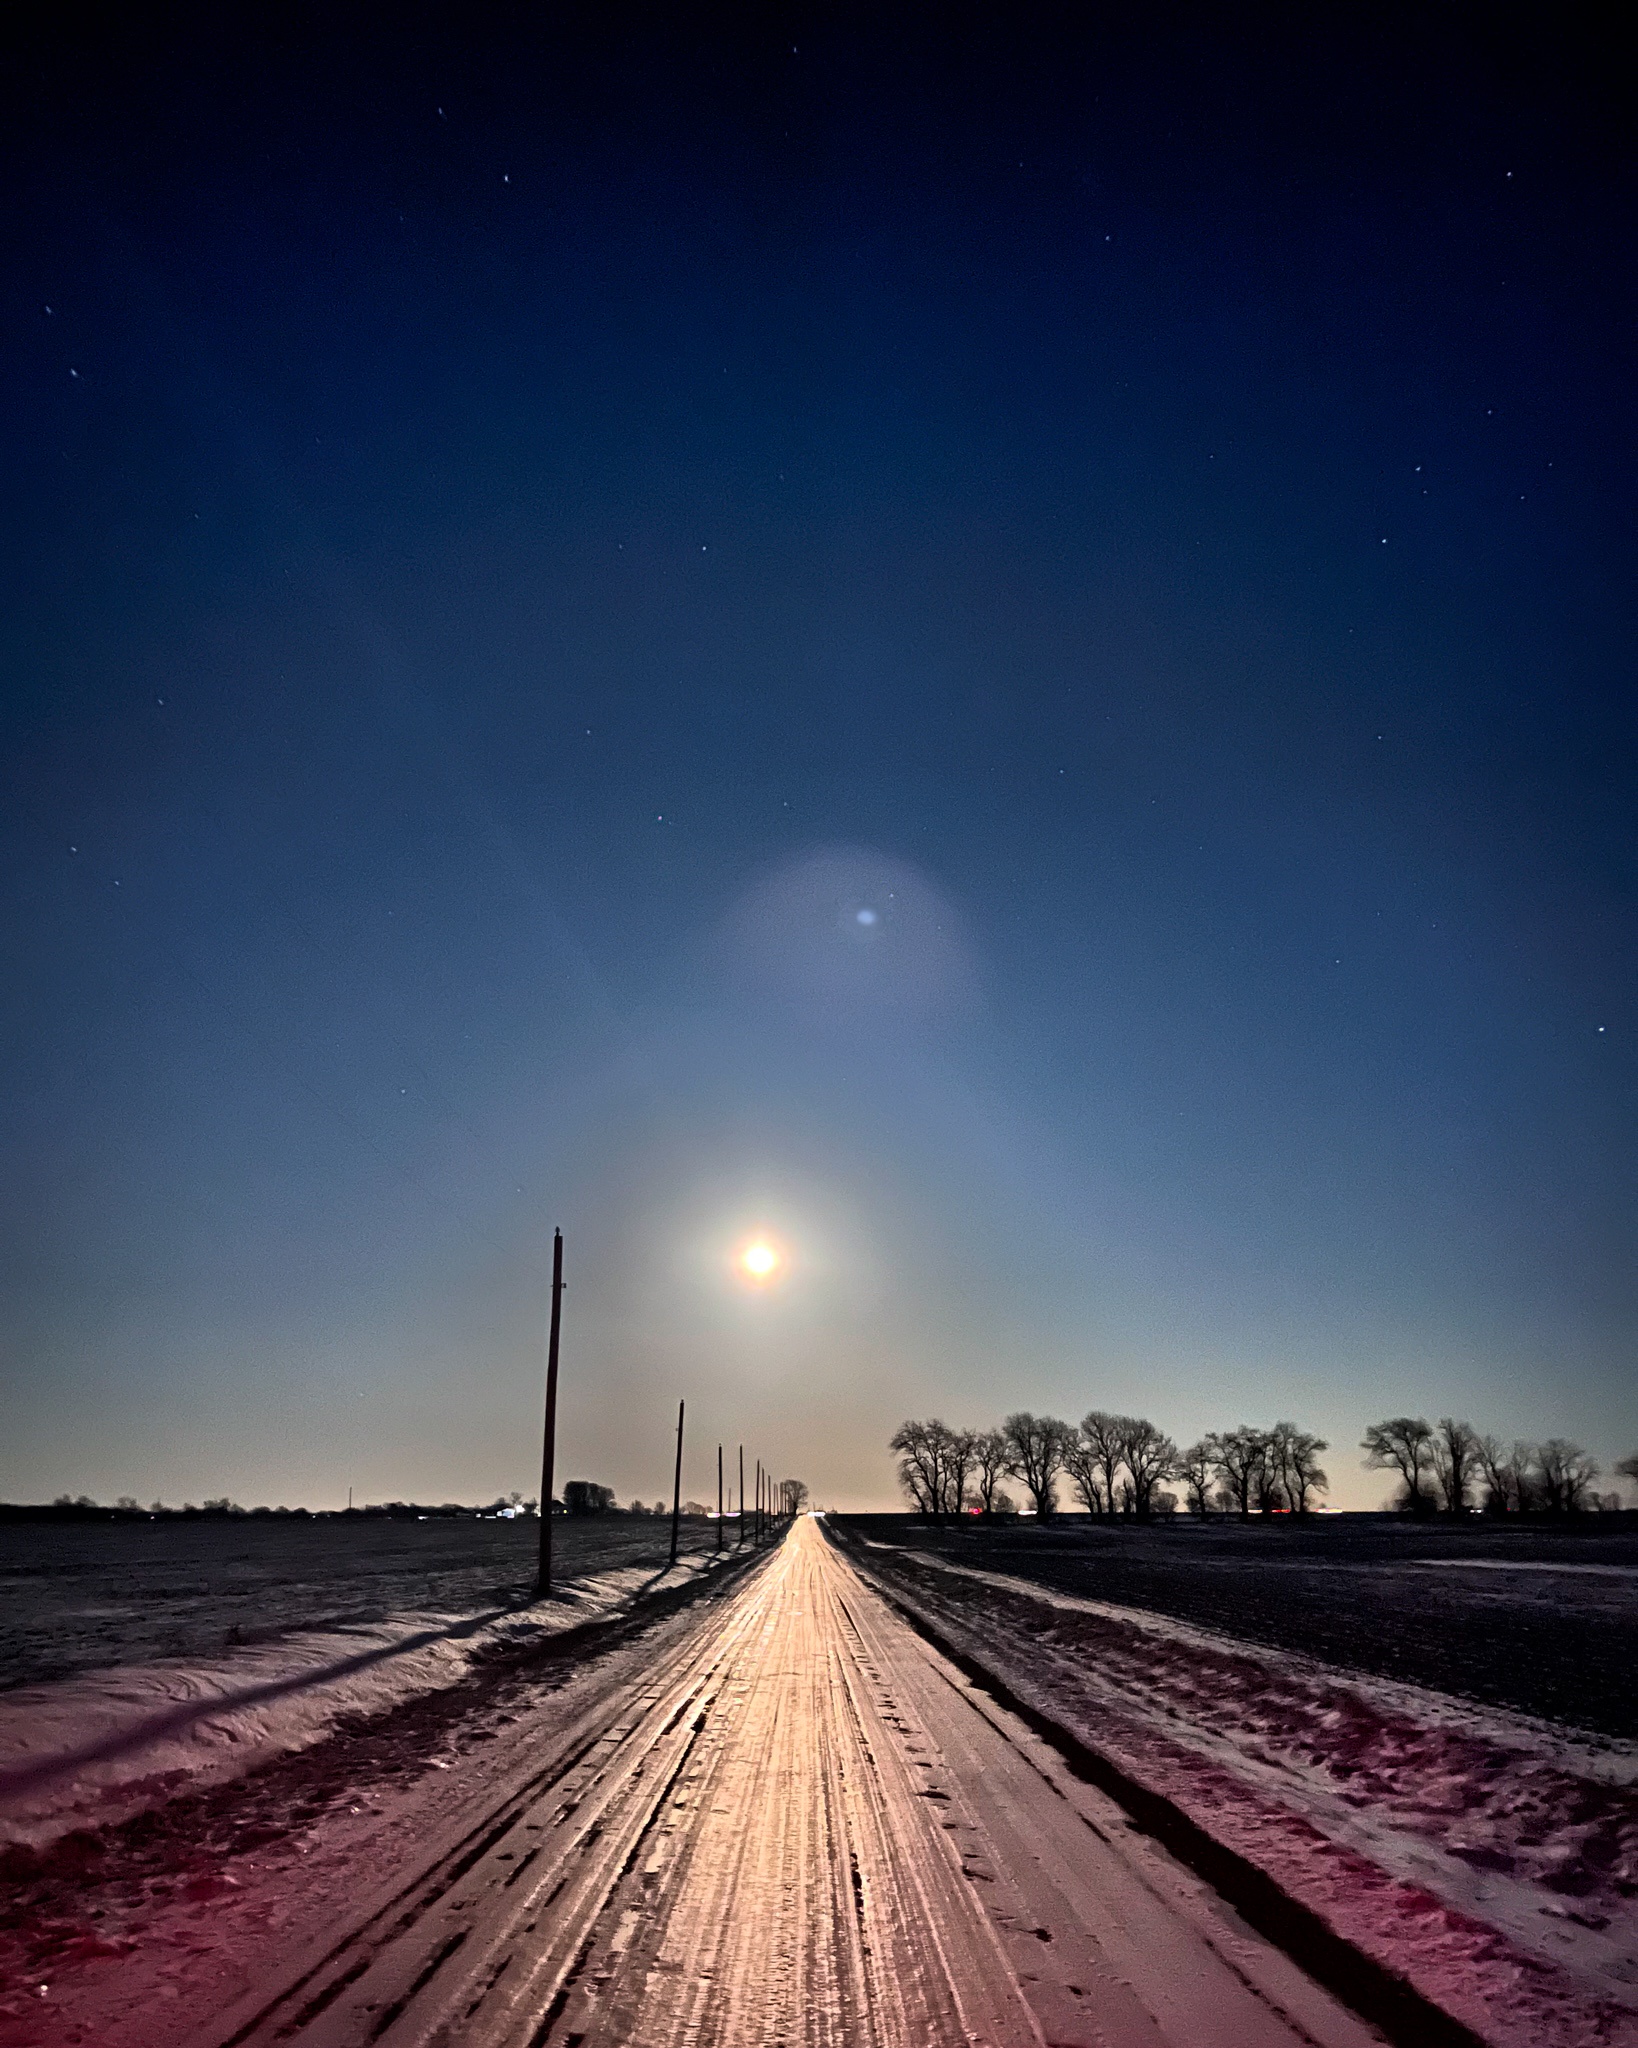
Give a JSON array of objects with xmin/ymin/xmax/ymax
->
[
  {"xmin": 717, "ymin": 1443, "xmax": 723, "ymax": 1552},
  {"xmin": 668, "ymin": 1398, "xmax": 685, "ymax": 1567},
  {"xmin": 738, "ymin": 1446, "xmax": 744, "ymax": 1546},
  {"xmin": 536, "ymin": 1229, "xmax": 564, "ymax": 1596}
]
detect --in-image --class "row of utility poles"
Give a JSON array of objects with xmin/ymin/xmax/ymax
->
[
  {"xmin": 666, "ymin": 1407, "xmax": 787, "ymax": 1565},
  {"xmin": 536, "ymin": 1230, "xmax": 793, "ymax": 1596}
]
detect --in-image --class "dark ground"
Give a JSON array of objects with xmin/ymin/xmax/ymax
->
[
  {"xmin": 0, "ymin": 1515, "xmax": 727, "ymax": 1692},
  {"xmin": 835, "ymin": 1512, "xmax": 1638, "ymax": 1738}
]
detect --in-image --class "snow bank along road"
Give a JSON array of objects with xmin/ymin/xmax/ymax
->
[{"xmin": 186, "ymin": 1515, "xmax": 1395, "ymax": 2048}]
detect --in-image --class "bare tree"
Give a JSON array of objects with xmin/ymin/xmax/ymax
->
[
  {"xmin": 1120, "ymin": 1417, "xmax": 1179, "ymax": 1520},
  {"xmin": 1213, "ymin": 1426, "xmax": 1269, "ymax": 1520},
  {"xmin": 1080, "ymin": 1410, "xmax": 1127, "ymax": 1516},
  {"xmin": 1430, "ymin": 1418, "xmax": 1480, "ymax": 1515},
  {"xmin": 1061, "ymin": 1428, "xmax": 1106, "ymax": 1515},
  {"xmin": 1268, "ymin": 1422, "xmax": 1329, "ymax": 1514},
  {"xmin": 1474, "ymin": 1434, "xmax": 1533, "ymax": 1514},
  {"xmin": 1361, "ymin": 1417, "xmax": 1435, "ymax": 1514},
  {"xmin": 943, "ymin": 1428, "xmax": 979, "ymax": 1517},
  {"xmin": 889, "ymin": 1419, "xmax": 940, "ymax": 1518},
  {"xmin": 1473, "ymin": 1433, "xmax": 1509, "ymax": 1512},
  {"xmin": 926, "ymin": 1419, "xmax": 960, "ymax": 1518},
  {"xmin": 932, "ymin": 1420, "xmax": 964, "ymax": 1517},
  {"xmin": 1617, "ymin": 1452, "xmax": 1638, "ymax": 1503},
  {"xmin": 1002, "ymin": 1412, "xmax": 1069, "ymax": 1518},
  {"xmin": 1511, "ymin": 1444, "xmax": 1545, "ymax": 1512},
  {"xmin": 1177, "ymin": 1438, "xmax": 1219, "ymax": 1516},
  {"xmin": 1535, "ymin": 1439, "xmax": 1599, "ymax": 1515},
  {"xmin": 894, "ymin": 1419, "xmax": 975, "ymax": 1519},
  {"xmin": 970, "ymin": 1429, "xmax": 1012, "ymax": 1516}
]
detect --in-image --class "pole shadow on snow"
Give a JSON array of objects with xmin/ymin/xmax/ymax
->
[{"xmin": 0, "ymin": 1551, "xmax": 738, "ymax": 1807}]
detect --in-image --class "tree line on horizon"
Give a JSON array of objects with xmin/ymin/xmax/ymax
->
[
  {"xmin": 890, "ymin": 1413, "xmax": 1326, "ymax": 1521},
  {"xmin": 15, "ymin": 1494, "xmax": 537, "ymax": 1522},
  {"xmin": 20, "ymin": 1480, "xmax": 814, "ymax": 1523},
  {"xmin": 13, "ymin": 1476, "xmax": 816, "ymax": 1524},
  {"xmin": 890, "ymin": 1412, "xmax": 1636, "ymax": 1521},
  {"xmin": 1360, "ymin": 1417, "xmax": 1632, "ymax": 1516}
]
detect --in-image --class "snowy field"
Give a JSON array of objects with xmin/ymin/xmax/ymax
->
[
  {"xmin": 0, "ymin": 1515, "xmax": 721, "ymax": 1692},
  {"xmin": 0, "ymin": 1516, "xmax": 728, "ymax": 1847},
  {"xmin": 834, "ymin": 1517, "xmax": 1638, "ymax": 2048}
]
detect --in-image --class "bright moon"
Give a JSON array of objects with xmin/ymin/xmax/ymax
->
[{"xmin": 737, "ymin": 1238, "xmax": 783, "ymax": 1283}]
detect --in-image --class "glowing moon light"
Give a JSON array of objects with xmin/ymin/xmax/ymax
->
[{"xmin": 737, "ymin": 1238, "xmax": 784, "ymax": 1285}]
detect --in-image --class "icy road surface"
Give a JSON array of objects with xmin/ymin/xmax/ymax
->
[{"xmin": 193, "ymin": 1515, "xmax": 1383, "ymax": 2048}]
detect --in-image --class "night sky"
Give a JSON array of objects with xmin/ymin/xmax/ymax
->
[{"xmin": 3, "ymin": 5, "xmax": 1632, "ymax": 1512}]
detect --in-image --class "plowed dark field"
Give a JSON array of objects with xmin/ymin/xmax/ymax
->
[{"xmin": 837, "ymin": 1512, "xmax": 1638, "ymax": 1736}]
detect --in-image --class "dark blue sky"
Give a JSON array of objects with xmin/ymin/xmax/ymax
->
[{"xmin": 3, "ymin": 5, "xmax": 1632, "ymax": 1509}]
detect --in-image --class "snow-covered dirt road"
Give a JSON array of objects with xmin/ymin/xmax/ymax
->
[{"xmin": 169, "ymin": 1514, "xmax": 1390, "ymax": 2048}]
